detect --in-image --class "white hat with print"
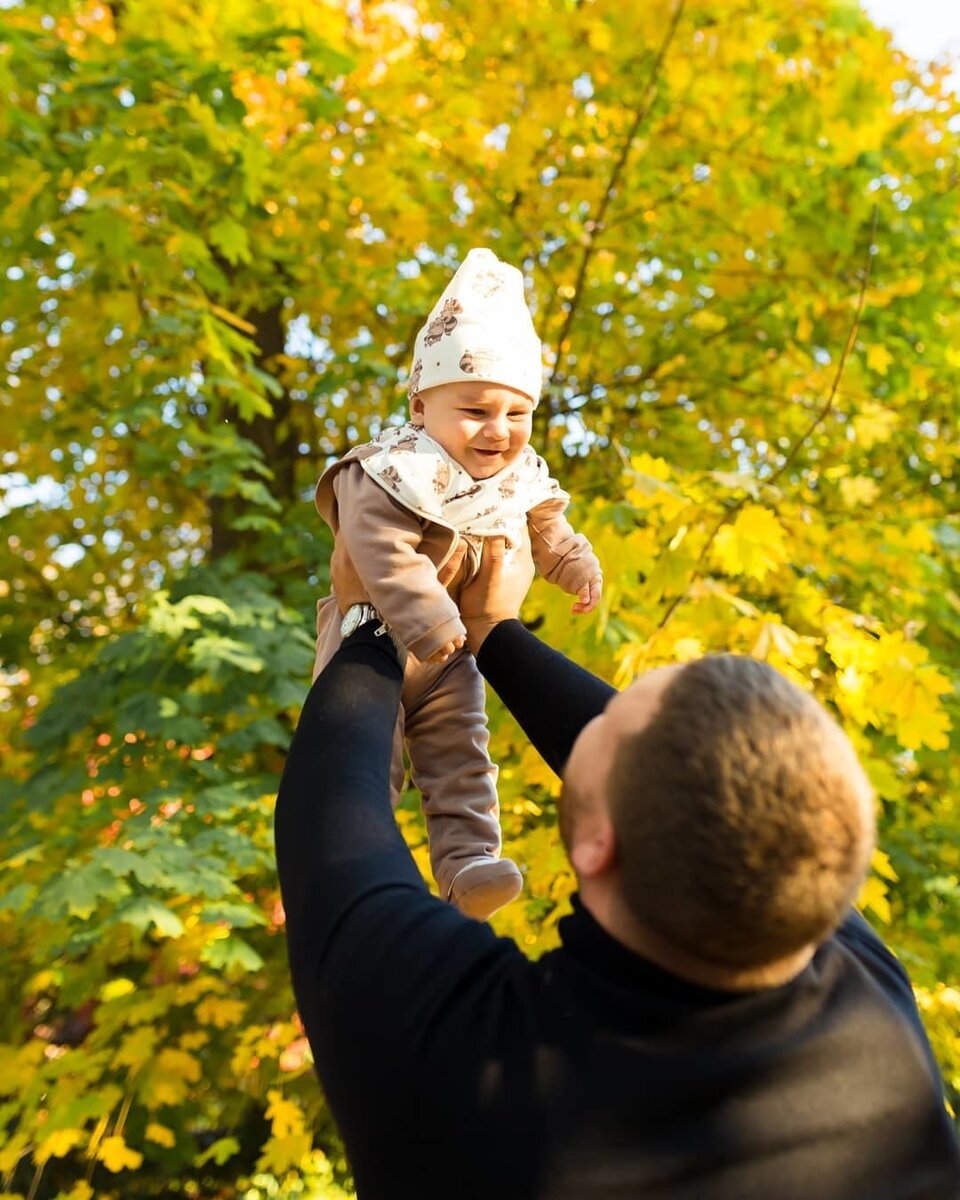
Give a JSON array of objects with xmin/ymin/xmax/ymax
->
[{"xmin": 408, "ymin": 248, "xmax": 543, "ymax": 404}]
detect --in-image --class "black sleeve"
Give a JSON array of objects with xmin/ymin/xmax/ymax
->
[
  {"xmin": 475, "ymin": 619, "xmax": 616, "ymax": 776},
  {"xmin": 274, "ymin": 623, "xmax": 523, "ymax": 1164},
  {"xmin": 274, "ymin": 622, "xmax": 422, "ymax": 978}
]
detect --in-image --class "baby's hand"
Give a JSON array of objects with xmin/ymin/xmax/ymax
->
[
  {"xmin": 427, "ymin": 634, "xmax": 466, "ymax": 663},
  {"xmin": 571, "ymin": 575, "xmax": 602, "ymax": 615}
]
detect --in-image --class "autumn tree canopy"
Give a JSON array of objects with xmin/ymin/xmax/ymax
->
[{"xmin": 1, "ymin": 0, "xmax": 958, "ymax": 1195}]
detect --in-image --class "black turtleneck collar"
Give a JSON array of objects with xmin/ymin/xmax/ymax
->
[{"xmin": 556, "ymin": 893, "xmax": 790, "ymax": 1007}]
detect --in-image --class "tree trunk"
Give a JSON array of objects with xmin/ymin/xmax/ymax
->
[{"xmin": 209, "ymin": 300, "xmax": 297, "ymax": 560}]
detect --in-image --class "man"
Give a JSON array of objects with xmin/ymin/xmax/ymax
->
[{"xmin": 274, "ymin": 537, "xmax": 960, "ymax": 1199}]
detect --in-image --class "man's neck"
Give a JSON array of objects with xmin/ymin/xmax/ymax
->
[{"xmin": 579, "ymin": 883, "xmax": 815, "ymax": 993}]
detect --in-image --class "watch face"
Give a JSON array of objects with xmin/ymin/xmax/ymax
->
[{"xmin": 340, "ymin": 604, "xmax": 374, "ymax": 638}]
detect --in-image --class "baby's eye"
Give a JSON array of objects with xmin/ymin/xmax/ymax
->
[{"xmin": 462, "ymin": 408, "xmax": 487, "ymax": 416}]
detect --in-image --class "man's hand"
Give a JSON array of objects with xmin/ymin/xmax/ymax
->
[
  {"xmin": 460, "ymin": 532, "xmax": 536, "ymax": 655},
  {"xmin": 571, "ymin": 574, "xmax": 603, "ymax": 615}
]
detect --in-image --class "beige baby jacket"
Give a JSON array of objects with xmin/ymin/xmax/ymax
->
[{"xmin": 315, "ymin": 443, "xmax": 600, "ymax": 662}]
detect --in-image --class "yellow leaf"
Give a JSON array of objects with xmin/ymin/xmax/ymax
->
[
  {"xmin": 866, "ymin": 344, "xmax": 893, "ymax": 375},
  {"xmin": 862, "ymin": 755, "xmax": 905, "ymax": 802},
  {"xmin": 893, "ymin": 702, "xmax": 951, "ymax": 752},
  {"xmin": 113, "ymin": 1025, "xmax": 158, "ymax": 1070},
  {"xmin": 871, "ymin": 848, "xmax": 899, "ymax": 883},
  {"xmin": 671, "ymin": 637, "xmax": 703, "ymax": 662},
  {"xmin": 517, "ymin": 744, "xmax": 560, "ymax": 796},
  {"xmin": 839, "ymin": 475, "xmax": 880, "ymax": 507},
  {"xmin": 140, "ymin": 1048, "xmax": 202, "ymax": 1107},
  {"xmin": 0, "ymin": 1131, "xmax": 29, "ymax": 1174},
  {"xmin": 688, "ymin": 309, "xmax": 727, "ymax": 332},
  {"xmin": 196, "ymin": 996, "xmax": 246, "ymax": 1029},
  {"xmin": 890, "ymin": 275, "xmax": 923, "ymax": 297},
  {"xmin": 711, "ymin": 505, "xmax": 788, "ymax": 581},
  {"xmin": 587, "ymin": 21, "xmax": 612, "ymax": 51},
  {"xmin": 796, "ymin": 311, "xmax": 813, "ymax": 342},
  {"xmin": 34, "ymin": 1128, "xmax": 84, "ymax": 1165},
  {"xmin": 100, "ymin": 977, "xmax": 135, "ymax": 1002},
  {"xmin": 145, "ymin": 1123, "xmax": 176, "ymax": 1149},
  {"xmin": 97, "ymin": 1136, "xmax": 144, "ymax": 1173},
  {"xmin": 265, "ymin": 1088, "xmax": 306, "ymax": 1139},
  {"xmin": 629, "ymin": 454, "xmax": 672, "ymax": 481},
  {"xmin": 870, "ymin": 637, "xmax": 952, "ymax": 750},
  {"xmin": 852, "ymin": 402, "xmax": 898, "ymax": 448},
  {"xmin": 256, "ymin": 1131, "xmax": 313, "ymax": 1175},
  {"xmin": 0, "ymin": 1040, "xmax": 45, "ymax": 1098},
  {"xmin": 58, "ymin": 1184, "xmax": 94, "ymax": 1200},
  {"xmin": 858, "ymin": 875, "xmax": 891, "ymax": 924},
  {"xmin": 654, "ymin": 353, "xmax": 686, "ymax": 378}
]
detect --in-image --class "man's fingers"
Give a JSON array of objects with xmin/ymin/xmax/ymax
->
[
  {"xmin": 459, "ymin": 532, "xmax": 535, "ymax": 654},
  {"xmin": 484, "ymin": 536, "xmax": 507, "ymax": 568},
  {"xmin": 437, "ymin": 541, "xmax": 468, "ymax": 589}
]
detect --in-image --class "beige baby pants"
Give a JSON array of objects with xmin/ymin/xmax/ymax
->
[{"xmin": 312, "ymin": 595, "xmax": 504, "ymax": 900}]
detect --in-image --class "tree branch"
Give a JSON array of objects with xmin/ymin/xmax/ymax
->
[
  {"xmin": 542, "ymin": 0, "xmax": 688, "ymax": 406},
  {"xmin": 648, "ymin": 205, "xmax": 879, "ymax": 635}
]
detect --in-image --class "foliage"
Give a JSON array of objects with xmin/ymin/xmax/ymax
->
[{"xmin": 1, "ymin": 0, "xmax": 958, "ymax": 1194}]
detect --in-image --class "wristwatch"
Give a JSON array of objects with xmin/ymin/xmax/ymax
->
[
  {"xmin": 340, "ymin": 602, "xmax": 409, "ymax": 668},
  {"xmin": 340, "ymin": 602, "xmax": 381, "ymax": 638}
]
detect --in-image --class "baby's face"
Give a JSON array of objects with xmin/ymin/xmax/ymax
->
[{"xmin": 410, "ymin": 381, "xmax": 535, "ymax": 480}]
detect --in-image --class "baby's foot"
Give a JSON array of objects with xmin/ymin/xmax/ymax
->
[{"xmin": 449, "ymin": 857, "xmax": 523, "ymax": 921}]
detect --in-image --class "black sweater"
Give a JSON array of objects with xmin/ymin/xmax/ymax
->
[{"xmin": 274, "ymin": 620, "xmax": 960, "ymax": 1200}]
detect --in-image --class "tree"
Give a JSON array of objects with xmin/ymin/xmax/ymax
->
[{"xmin": 1, "ymin": 0, "xmax": 957, "ymax": 1194}]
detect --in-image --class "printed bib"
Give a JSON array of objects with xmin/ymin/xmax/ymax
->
[{"xmin": 358, "ymin": 424, "xmax": 564, "ymax": 545}]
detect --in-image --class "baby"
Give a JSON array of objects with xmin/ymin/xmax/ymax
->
[{"xmin": 312, "ymin": 248, "xmax": 602, "ymax": 921}]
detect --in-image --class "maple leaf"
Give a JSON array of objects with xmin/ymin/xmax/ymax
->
[
  {"xmin": 711, "ymin": 505, "xmax": 788, "ymax": 581},
  {"xmin": 97, "ymin": 1136, "xmax": 144, "ymax": 1173},
  {"xmin": 866, "ymin": 343, "xmax": 894, "ymax": 375}
]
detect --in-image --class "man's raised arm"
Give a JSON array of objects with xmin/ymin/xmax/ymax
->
[
  {"xmin": 461, "ymin": 536, "xmax": 616, "ymax": 776},
  {"xmin": 274, "ymin": 624, "xmax": 423, "ymax": 999}
]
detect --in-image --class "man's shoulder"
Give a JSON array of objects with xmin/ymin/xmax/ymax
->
[
  {"xmin": 831, "ymin": 908, "xmax": 915, "ymax": 999},
  {"xmin": 826, "ymin": 909, "xmax": 942, "ymax": 1063}
]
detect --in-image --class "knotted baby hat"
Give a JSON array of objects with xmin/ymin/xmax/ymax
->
[{"xmin": 408, "ymin": 248, "xmax": 543, "ymax": 404}]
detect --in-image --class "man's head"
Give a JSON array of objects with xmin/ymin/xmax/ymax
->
[
  {"xmin": 561, "ymin": 655, "xmax": 875, "ymax": 989},
  {"xmin": 410, "ymin": 380, "xmax": 534, "ymax": 480}
]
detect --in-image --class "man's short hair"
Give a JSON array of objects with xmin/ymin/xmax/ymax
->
[{"xmin": 607, "ymin": 655, "xmax": 875, "ymax": 971}]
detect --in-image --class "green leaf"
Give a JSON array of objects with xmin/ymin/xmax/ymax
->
[
  {"xmin": 193, "ymin": 784, "xmax": 251, "ymax": 818},
  {"xmin": 116, "ymin": 898, "xmax": 185, "ymax": 939},
  {"xmin": 200, "ymin": 936, "xmax": 264, "ymax": 974},
  {"xmin": 33, "ymin": 864, "xmax": 132, "ymax": 921},
  {"xmin": 195, "ymin": 1136, "xmax": 241, "ymax": 1167},
  {"xmin": 0, "ymin": 882, "xmax": 38, "ymax": 914},
  {"xmin": 208, "ymin": 218, "xmax": 251, "ymax": 265},
  {"xmin": 190, "ymin": 635, "xmax": 265, "ymax": 673},
  {"xmin": 200, "ymin": 901, "xmax": 268, "ymax": 929},
  {"xmin": 229, "ymin": 513, "xmax": 283, "ymax": 534}
]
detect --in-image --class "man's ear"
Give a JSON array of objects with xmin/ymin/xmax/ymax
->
[
  {"xmin": 569, "ymin": 814, "xmax": 617, "ymax": 879},
  {"xmin": 409, "ymin": 393, "xmax": 425, "ymax": 426}
]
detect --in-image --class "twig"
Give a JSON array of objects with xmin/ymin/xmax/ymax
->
[
  {"xmin": 26, "ymin": 1161, "xmax": 45, "ymax": 1200},
  {"xmin": 765, "ymin": 205, "xmax": 879, "ymax": 488},
  {"xmin": 544, "ymin": 0, "xmax": 688, "ymax": 403}
]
